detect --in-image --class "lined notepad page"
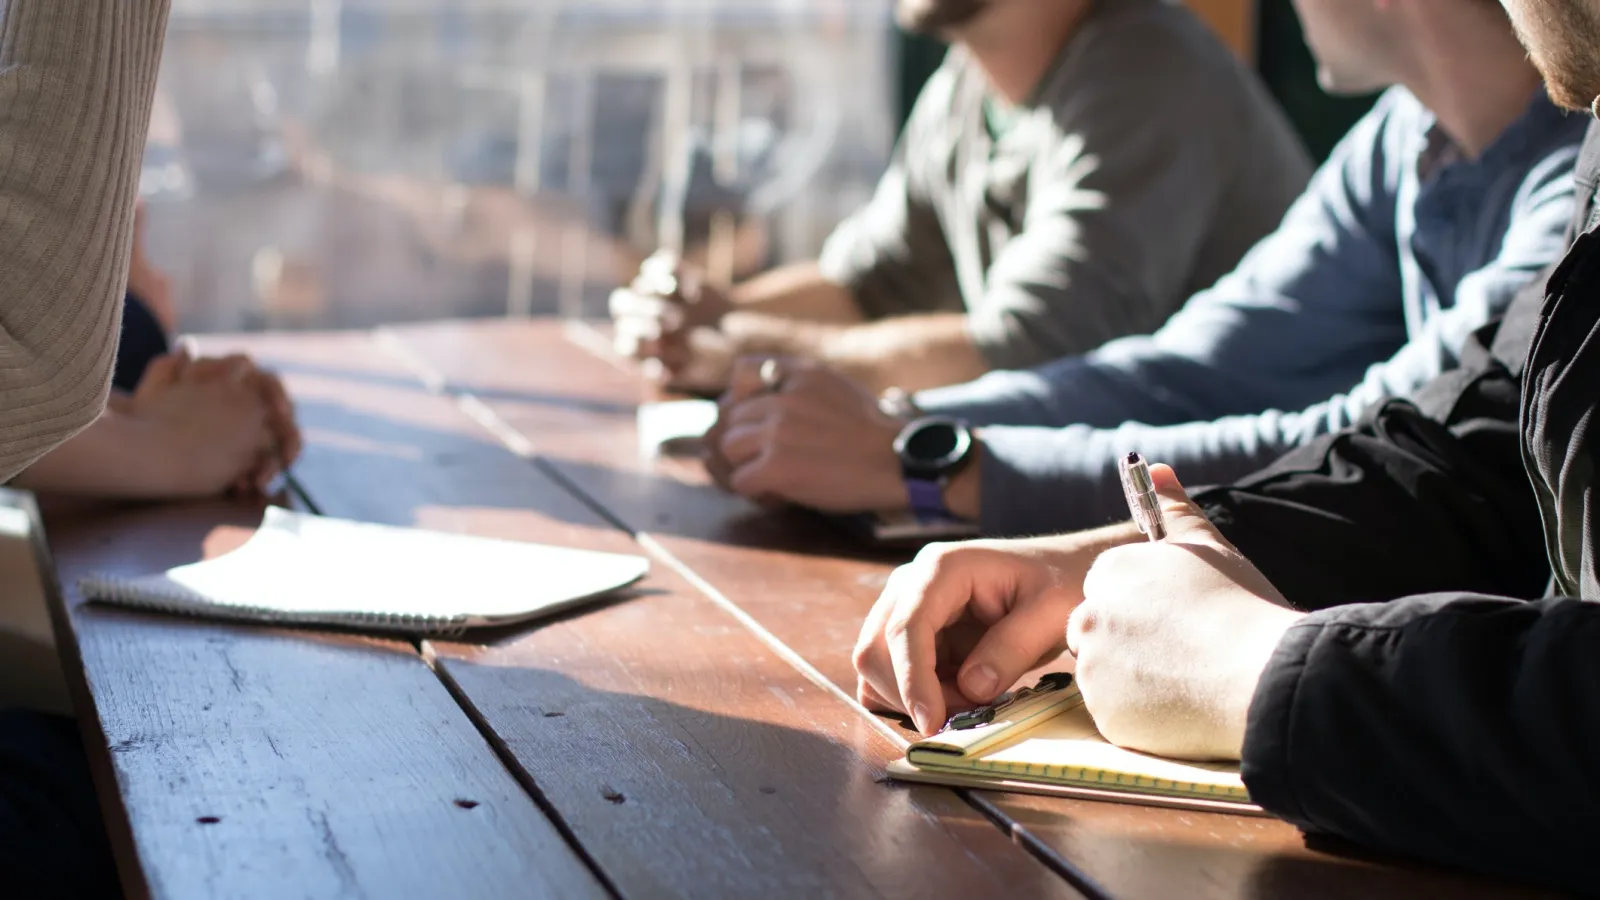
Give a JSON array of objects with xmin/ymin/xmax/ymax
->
[
  {"xmin": 909, "ymin": 693, "xmax": 1246, "ymax": 801},
  {"xmin": 81, "ymin": 508, "xmax": 649, "ymax": 633}
]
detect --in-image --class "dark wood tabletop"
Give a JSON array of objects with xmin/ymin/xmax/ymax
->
[{"xmin": 39, "ymin": 319, "xmax": 1557, "ymax": 899}]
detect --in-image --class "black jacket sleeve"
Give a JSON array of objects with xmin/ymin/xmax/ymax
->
[
  {"xmin": 1241, "ymin": 594, "xmax": 1600, "ymax": 894},
  {"xmin": 1191, "ymin": 303, "xmax": 1552, "ymax": 611}
]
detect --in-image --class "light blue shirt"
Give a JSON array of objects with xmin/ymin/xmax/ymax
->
[{"xmin": 915, "ymin": 87, "xmax": 1585, "ymax": 536}]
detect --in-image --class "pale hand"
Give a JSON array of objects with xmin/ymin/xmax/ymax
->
[
  {"xmin": 1068, "ymin": 465, "xmax": 1305, "ymax": 761},
  {"xmin": 125, "ymin": 352, "xmax": 300, "ymax": 498},
  {"xmin": 707, "ymin": 358, "xmax": 906, "ymax": 513},
  {"xmin": 611, "ymin": 251, "xmax": 735, "ymax": 391},
  {"xmin": 853, "ymin": 536, "xmax": 1101, "ymax": 736}
]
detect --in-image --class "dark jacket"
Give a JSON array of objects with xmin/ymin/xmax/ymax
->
[{"xmin": 1207, "ymin": 122, "xmax": 1600, "ymax": 893}]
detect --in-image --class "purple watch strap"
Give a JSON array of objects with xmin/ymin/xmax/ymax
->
[{"xmin": 905, "ymin": 478, "xmax": 950, "ymax": 522}]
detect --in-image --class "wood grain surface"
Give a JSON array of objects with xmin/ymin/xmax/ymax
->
[
  {"xmin": 229, "ymin": 330, "xmax": 1086, "ymax": 899},
  {"xmin": 44, "ymin": 495, "xmax": 606, "ymax": 900},
  {"xmin": 382, "ymin": 318, "xmax": 1554, "ymax": 900}
]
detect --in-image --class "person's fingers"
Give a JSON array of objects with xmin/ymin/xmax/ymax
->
[
  {"xmin": 886, "ymin": 603, "xmax": 944, "ymax": 736},
  {"xmin": 611, "ymin": 288, "xmax": 683, "ymax": 325},
  {"xmin": 726, "ymin": 448, "xmax": 787, "ymax": 503},
  {"xmin": 857, "ymin": 677, "xmax": 893, "ymax": 713},
  {"xmin": 1065, "ymin": 598, "xmax": 1097, "ymax": 660},
  {"xmin": 956, "ymin": 590, "xmax": 1079, "ymax": 705},
  {"xmin": 653, "ymin": 332, "xmax": 693, "ymax": 372},
  {"xmin": 703, "ymin": 446, "xmax": 737, "ymax": 492},
  {"xmin": 253, "ymin": 371, "xmax": 301, "ymax": 465},
  {"xmin": 188, "ymin": 354, "xmax": 253, "ymax": 384},
  {"xmin": 853, "ymin": 586, "xmax": 905, "ymax": 713},
  {"xmin": 636, "ymin": 248, "xmax": 683, "ymax": 294},
  {"xmin": 255, "ymin": 455, "xmax": 282, "ymax": 493},
  {"xmin": 717, "ymin": 420, "xmax": 772, "ymax": 469},
  {"xmin": 720, "ymin": 393, "xmax": 786, "ymax": 431},
  {"xmin": 613, "ymin": 305, "xmax": 666, "ymax": 360},
  {"xmin": 724, "ymin": 355, "xmax": 792, "ymax": 405},
  {"xmin": 1147, "ymin": 463, "xmax": 1218, "ymax": 542}
]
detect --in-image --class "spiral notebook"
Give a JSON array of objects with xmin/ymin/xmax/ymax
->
[
  {"xmin": 888, "ymin": 673, "xmax": 1261, "ymax": 815},
  {"xmin": 79, "ymin": 508, "xmax": 650, "ymax": 637}
]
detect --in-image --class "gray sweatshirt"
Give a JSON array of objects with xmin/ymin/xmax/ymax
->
[
  {"xmin": 818, "ymin": 0, "xmax": 1312, "ymax": 370},
  {"xmin": 0, "ymin": 1, "xmax": 171, "ymax": 481}
]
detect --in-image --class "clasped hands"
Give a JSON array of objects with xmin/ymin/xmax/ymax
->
[
  {"xmin": 610, "ymin": 252, "xmax": 739, "ymax": 394},
  {"xmin": 124, "ymin": 349, "xmax": 302, "ymax": 498},
  {"xmin": 853, "ymin": 464, "xmax": 1306, "ymax": 761}
]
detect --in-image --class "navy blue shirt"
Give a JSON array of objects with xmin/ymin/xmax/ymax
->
[{"xmin": 917, "ymin": 87, "xmax": 1585, "ymax": 535}]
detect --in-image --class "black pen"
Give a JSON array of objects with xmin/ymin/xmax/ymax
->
[{"xmin": 1118, "ymin": 452, "xmax": 1167, "ymax": 542}]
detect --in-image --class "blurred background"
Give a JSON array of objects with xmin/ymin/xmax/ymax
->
[{"xmin": 140, "ymin": 0, "xmax": 1375, "ymax": 335}]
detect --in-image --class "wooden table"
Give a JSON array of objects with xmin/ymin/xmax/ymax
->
[{"xmin": 41, "ymin": 319, "xmax": 1556, "ymax": 899}]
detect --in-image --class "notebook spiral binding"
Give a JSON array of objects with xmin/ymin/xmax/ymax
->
[{"xmin": 78, "ymin": 574, "xmax": 471, "ymax": 638}]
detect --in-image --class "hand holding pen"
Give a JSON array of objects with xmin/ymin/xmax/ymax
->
[{"xmin": 1070, "ymin": 459, "xmax": 1305, "ymax": 760}]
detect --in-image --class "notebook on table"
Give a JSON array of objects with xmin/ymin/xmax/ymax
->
[
  {"xmin": 888, "ymin": 672, "xmax": 1262, "ymax": 815},
  {"xmin": 79, "ymin": 508, "xmax": 650, "ymax": 637}
]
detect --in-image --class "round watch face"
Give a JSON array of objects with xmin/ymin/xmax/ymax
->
[{"xmin": 894, "ymin": 416, "xmax": 973, "ymax": 478}]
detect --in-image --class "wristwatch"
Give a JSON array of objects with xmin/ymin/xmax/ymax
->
[{"xmin": 893, "ymin": 416, "xmax": 975, "ymax": 521}]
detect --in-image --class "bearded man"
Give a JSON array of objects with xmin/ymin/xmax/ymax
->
[{"xmin": 610, "ymin": 0, "xmax": 1312, "ymax": 393}]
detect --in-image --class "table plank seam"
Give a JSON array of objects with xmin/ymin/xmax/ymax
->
[
  {"xmin": 963, "ymin": 793, "xmax": 1116, "ymax": 900},
  {"xmin": 369, "ymin": 326, "xmax": 1127, "ymax": 897},
  {"xmin": 417, "ymin": 644, "xmax": 627, "ymax": 900},
  {"xmin": 376, "ymin": 326, "xmax": 893, "ymax": 747},
  {"xmin": 448, "ymin": 369, "xmax": 908, "ymax": 752}
]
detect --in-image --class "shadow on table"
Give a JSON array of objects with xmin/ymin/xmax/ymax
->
[
  {"xmin": 986, "ymin": 787, "xmax": 1543, "ymax": 900},
  {"xmin": 531, "ymin": 455, "xmax": 918, "ymax": 566},
  {"xmin": 289, "ymin": 392, "xmax": 915, "ymax": 565},
  {"xmin": 426, "ymin": 660, "xmax": 1078, "ymax": 899}
]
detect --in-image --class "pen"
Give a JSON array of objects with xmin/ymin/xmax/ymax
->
[{"xmin": 1119, "ymin": 452, "xmax": 1166, "ymax": 542}]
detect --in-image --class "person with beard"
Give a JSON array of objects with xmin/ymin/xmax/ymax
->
[
  {"xmin": 610, "ymin": 0, "xmax": 1311, "ymax": 393},
  {"xmin": 849, "ymin": 0, "xmax": 1600, "ymax": 888},
  {"xmin": 701, "ymin": 0, "xmax": 1584, "ymax": 538}
]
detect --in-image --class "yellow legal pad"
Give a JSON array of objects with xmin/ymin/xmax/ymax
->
[{"xmin": 888, "ymin": 673, "xmax": 1261, "ymax": 814}]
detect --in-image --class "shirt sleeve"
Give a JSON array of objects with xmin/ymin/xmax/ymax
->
[
  {"xmin": 815, "ymin": 63, "xmax": 961, "ymax": 321},
  {"xmin": 1192, "ymin": 299, "xmax": 1552, "ymax": 609},
  {"xmin": 961, "ymin": 25, "xmax": 1307, "ymax": 371},
  {"xmin": 960, "ymin": 144, "xmax": 1578, "ymax": 538},
  {"xmin": 0, "ymin": 1, "xmax": 171, "ymax": 481},
  {"xmin": 917, "ymin": 90, "xmax": 1411, "ymax": 430},
  {"xmin": 1242, "ymin": 594, "xmax": 1600, "ymax": 895}
]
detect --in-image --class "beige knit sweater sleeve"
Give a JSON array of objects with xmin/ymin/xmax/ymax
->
[{"xmin": 0, "ymin": 1, "xmax": 170, "ymax": 482}]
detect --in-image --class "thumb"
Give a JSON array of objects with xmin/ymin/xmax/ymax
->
[
  {"xmin": 957, "ymin": 597, "xmax": 1076, "ymax": 705},
  {"xmin": 1147, "ymin": 463, "xmax": 1221, "ymax": 542}
]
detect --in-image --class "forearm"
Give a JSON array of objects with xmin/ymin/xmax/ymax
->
[
  {"xmin": 967, "ymin": 410, "xmax": 1327, "ymax": 537},
  {"xmin": 1243, "ymin": 594, "xmax": 1600, "ymax": 894},
  {"xmin": 724, "ymin": 311, "xmax": 990, "ymax": 393},
  {"xmin": 729, "ymin": 262, "xmax": 864, "ymax": 324},
  {"xmin": 11, "ymin": 408, "xmax": 183, "ymax": 499},
  {"xmin": 0, "ymin": 0, "xmax": 171, "ymax": 481}
]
